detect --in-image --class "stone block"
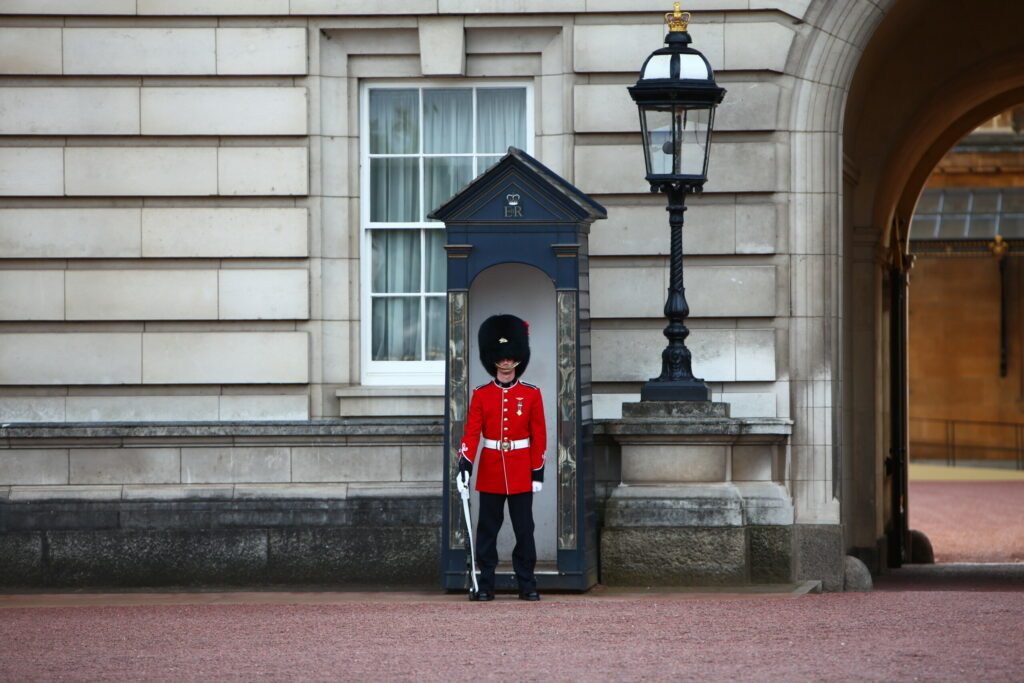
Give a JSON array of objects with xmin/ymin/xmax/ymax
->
[
  {"xmin": 335, "ymin": 386, "xmax": 444, "ymax": 417},
  {"xmin": 732, "ymin": 444, "xmax": 774, "ymax": 481},
  {"xmin": 843, "ymin": 555, "xmax": 873, "ymax": 591},
  {"xmin": 218, "ymin": 147, "xmax": 308, "ymax": 196},
  {"xmin": 267, "ymin": 526, "xmax": 438, "ymax": 586},
  {"xmin": 8, "ymin": 486, "xmax": 122, "ymax": 502},
  {"xmin": 590, "ymin": 203, "xmax": 736, "ymax": 256},
  {"xmin": 691, "ymin": 266, "xmax": 777, "ymax": 317},
  {"xmin": 0, "ymin": 270, "xmax": 64, "ymax": 321},
  {"xmin": 142, "ymin": 208, "xmax": 307, "ymax": 258},
  {"xmin": 141, "ymin": 332, "xmax": 309, "ymax": 384},
  {"xmin": 601, "ymin": 526, "xmax": 746, "ymax": 585},
  {"xmin": 0, "ymin": 148, "xmax": 63, "ymax": 196},
  {"xmin": 138, "ymin": 0, "xmax": 288, "ymax": 13},
  {"xmin": 736, "ymin": 329, "xmax": 776, "ymax": 381},
  {"xmin": 578, "ymin": 142, "xmax": 781, "ymax": 195},
  {"xmin": 65, "ymin": 269, "xmax": 218, "ymax": 320},
  {"xmin": 1, "ymin": 0, "xmax": 134, "ymax": 12},
  {"xmin": 621, "ymin": 443, "xmax": 727, "ymax": 483},
  {"xmin": 320, "ymin": 259, "xmax": 351, "ymax": 321},
  {"xmin": 442, "ymin": 0, "xmax": 581, "ymax": 10},
  {"xmin": 401, "ymin": 445, "xmax": 442, "ymax": 482},
  {"xmin": 291, "ymin": 0, "xmax": 435, "ymax": 12},
  {"xmin": 181, "ymin": 447, "xmax": 291, "ymax": 484},
  {"xmin": 219, "ymin": 395, "xmax": 309, "ymax": 421},
  {"xmin": 291, "ymin": 446, "xmax": 401, "ymax": 483},
  {"xmin": 749, "ymin": 525, "xmax": 792, "ymax": 583},
  {"xmin": 0, "ymin": 450, "xmax": 68, "ymax": 486},
  {"xmin": 736, "ymin": 203, "xmax": 778, "ymax": 254},
  {"xmin": 0, "ymin": 533, "xmax": 43, "ymax": 587},
  {"xmin": 233, "ymin": 484, "xmax": 348, "ymax": 499},
  {"xmin": 322, "ymin": 321, "xmax": 352, "ymax": 385},
  {"xmin": 216, "ymin": 28, "xmax": 307, "ymax": 75},
  {"xmin": 141, "ymin": 87, "xmax": 307, "ymax": 136},
  {"xmin": 121, "ymin": 485, "xmax": 234, "ymax": 501},
  {"xmin": 604, "ymin": 485, "xmax": 743, "ymax": 527},
  {"xmin": 66, "ymin": 396, "xmax": 220, "ymax": 422},
  {"xmin": 794, "ymin": 523, "xmax": 844, "ymax": 591},
  {"xmin": 737, "ymin": 482, "xmax": 794, "ymax": 525},
  {"xmin": 319, "ymin": 135, "xmax": 351, "ymax": 198},
  {"xmin": 715, "ymin": 82, "xmax": 782, "ymax": 132},
  {"xmin": 45, "ymin": 529, "xmax": 268, "ymax": 587},
  {"xmin": 0, "ymin": 208, "xmax": 142, "ymax": 259},
  {"xmin": 65, "ymin": 147, "xmax": 218, "ymax": 197},
  {"xmin": 574, "ymin": 24, "xmax": 721, "ymax": 73},
  {"xmin": 0, "ymin": 333, "xmax": 142, "ymax": 385},
  {"xmin": 63, "ymin": 28, "xmax": 216, "ymax": 75},
  {"xmin": 716, "ymin": 392, "xmax": 777, "ymax": 418},
  {"xmin": 70, "ymin": 448, "xmax": 179, "ymax": 485},
  {"xmin": 0, "ymin": 397, "xmax": 66, "ymax": 422},
  {"xmin": 419, "ymin": 17, "xmax": 465, "ymax": 76},
  {"xmin": 219, "ymin": 269, "xmax": 309, "ymax": 320},
  {"xmin": 0, "ymin": 87, "xmax": 139, "ymax": 135},
  {"xmin": 590, "ymin": 265, "xmax": 664, "ymax": 318},
  {"xmin": 723, "ymin": 21, "xmax": 794, "ymax": 73},
  {"xmin": 0, "ymin": 29, "xmax": 62, "ymax": 75}
]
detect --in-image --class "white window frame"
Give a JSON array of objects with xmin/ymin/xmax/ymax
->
[{"xmin": 359, "ymin": 79, "xmax": 535, "ymax": 386}]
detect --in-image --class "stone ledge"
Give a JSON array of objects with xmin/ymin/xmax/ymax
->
[
  {"xmin": 605, "ymin": 482, "xmax": 793, "ymax": 527},
  {"xmin": 3, "ymin": 482, "xmax": 441, "ymax": 503},
  {"xmin": 0, "ymin": 418, "xmax": 443, "ymax": 442},
  {"xmin": 336, "ymin": 386, "xmax": 444, "ymax": 418},
  {"xmin": 597, "ymin": 418, "xmax": 792, "ymax": 439}
]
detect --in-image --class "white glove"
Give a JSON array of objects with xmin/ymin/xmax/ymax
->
[
  {"xmin": 532, "ymin": 481, "xmax": 543, "ymax": 494},
  {"xmin": 456, "ymin": 471, "xmax": 470, "ymax": 495}
]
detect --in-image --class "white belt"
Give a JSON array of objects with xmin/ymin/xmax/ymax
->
[{"xmin": 482, "ymin": 437, "xmax": 530, "ymax": 452}]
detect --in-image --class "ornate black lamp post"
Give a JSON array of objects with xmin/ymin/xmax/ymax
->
[{"xmin": 629, "ymin": 4, "xmax": 726, "ymax": 402}]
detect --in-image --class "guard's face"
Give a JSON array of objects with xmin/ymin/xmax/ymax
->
[{"xmin": 495, "ymin": 359, "xmax": 520, "ymax": 373}]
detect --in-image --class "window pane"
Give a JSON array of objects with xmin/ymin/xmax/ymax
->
[
  {"xmin": 937, "ymin": 216, "xmax": 967, "ymax": 239},
  {"xmin": 941, "ymin": 190, "xmax": 970, "ymax": 214},
  {"xmin": 915, "ymin": 190, "xmax": 941, "ymax": 214},
  {"xmin": 425, "ymin": 297, "xmax": 446, "ymax": 361},
  {"xmin": 971, "ymin": 191, "xmax": 999, "ymax": 213},
  {"xmin": 370, "ymin": 158, "xmax": 419, "ymax": 222},
  {"xmin": 369, "ymin": 89, "xmax": 419, "ymax": 154},
  {"xmin": 372, "ymin": 229, "xmax": 420, "ymax": 293},
  {"xmin": 425, "ymin": 230, "xmax": 446, "ymax": 293},
  {"xmin": 966, "ymin": 216, "xmax": 996, "ymax": 239},
  {"xmin": 372, "ymin": 297, "xmax": 421, "ymax": 361},
  {"xmin": 1001, "ymin": 190, "xmax": 1024, "ymax": 212},
  {"xmin": 477, "ymin": 88, "xmax": 527, "ymax": 153},
  {"xmin": 478, "ymin": 155, "xmax": 502, "ymax": 176},
  {"xmin": 425, "ymin": 157, "xmax": 472, "ymax": 219},
  {"xmin": 999, "ymin": 215, "xmax": 1024, "ymax": 238},
  {"xmin": 424, "ymin": 89, "xmax": 472, "ymax": 154},
  {"xmin": 909, "ymin": 216, "xmax": 938, "ymax": 240}
]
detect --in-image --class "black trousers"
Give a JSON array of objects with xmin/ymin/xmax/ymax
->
[{"xmin": 476, "ymin": 491, "xmax": 536, "ymax": 594}]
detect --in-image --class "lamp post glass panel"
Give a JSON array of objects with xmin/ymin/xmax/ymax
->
[{"xmin": 629, "ymin": 4, "xmax": 725, "ymax": 402}]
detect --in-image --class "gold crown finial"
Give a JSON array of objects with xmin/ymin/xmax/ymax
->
[
  {"xmin": 665, "ymin": 3, "xmax": 690, "ymax": 32},
  {"xmin": 989, "ymin": 234, "xmax": 1010, "ymax": 260}
]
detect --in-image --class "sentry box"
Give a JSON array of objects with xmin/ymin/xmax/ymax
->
[{"xmin": 430, "ymin": 147, "xmax": 606, "ymax": 592}]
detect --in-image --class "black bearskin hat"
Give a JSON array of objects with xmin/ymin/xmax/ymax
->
[{"xmin": 478, "ymin": 314, "xmax": 530, "ymax": 379}]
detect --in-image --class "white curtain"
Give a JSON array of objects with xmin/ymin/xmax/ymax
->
[
  {"xmin": 371, "ymin": 230, "xmax": 420, "ymax": 360},
  {"xmin": 477, "ymin": 88, "xmax": 526, "ymax": 154}
]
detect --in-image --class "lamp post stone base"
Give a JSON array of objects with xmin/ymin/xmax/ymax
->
[
  {"xmin": 598, "ymin": 401, "xmax": 807, "ymax": 587},
  {"xmin": 640, "ymin": 379, "xmax": 710, "ymax": 402}
]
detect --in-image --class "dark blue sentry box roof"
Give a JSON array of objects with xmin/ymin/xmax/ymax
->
[{"xmin": 428, "ymin": 147, "xmax": 607, "ymax": 225}]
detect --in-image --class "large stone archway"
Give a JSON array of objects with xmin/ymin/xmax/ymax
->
[{"xmin": 783, "ymin": 0, "xmax": 1024, "ymax": 570}]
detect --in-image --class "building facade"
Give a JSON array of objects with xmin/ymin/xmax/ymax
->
[{"xmin": 2, "ymin": 0, "xmax": 1021, "ymax": 589}]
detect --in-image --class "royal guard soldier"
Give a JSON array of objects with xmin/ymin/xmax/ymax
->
[{"xmin": 456, "ymin": 314, "xmax": 545, "ymax": 601}]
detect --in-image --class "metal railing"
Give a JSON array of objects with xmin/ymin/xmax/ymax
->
[{"xmin": 910, "ymin": 417, "xmax": 1024, "ymax": 469}]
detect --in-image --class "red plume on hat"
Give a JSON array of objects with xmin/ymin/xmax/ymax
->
[{"xmin": 478, "ymin": 314, "xmax": 531, "ymax": 379}]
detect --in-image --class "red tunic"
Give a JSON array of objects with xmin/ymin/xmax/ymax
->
[{"xmin": 458, "ymin": 379, "xmax": 546, "ymax": 495}]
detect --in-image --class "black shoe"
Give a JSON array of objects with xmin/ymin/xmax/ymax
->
[
  {"xmin": 518, "ymin": 591, "xmax": 540, "ymax": 602},
  {"xmin": 470, "ymin": 590, "xmax": 494, "ymax": 602}
]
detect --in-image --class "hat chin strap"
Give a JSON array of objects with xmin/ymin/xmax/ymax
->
[{"xmin": 495, "ymin": 360, "xmax": 520, "ymax": 371}]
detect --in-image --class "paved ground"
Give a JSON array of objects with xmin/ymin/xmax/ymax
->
[
  {"xmin": 909, "ymin": 466, "xmax": 1024, "ymax": 562},
  {"xmin": 1, "ymin": 465, "xmax": 1020, "ymax": 682}
]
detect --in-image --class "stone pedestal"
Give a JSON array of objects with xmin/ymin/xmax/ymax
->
[{"xmin": 600, "ymin": 401, "xmax": 794, "ymax": 586}]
